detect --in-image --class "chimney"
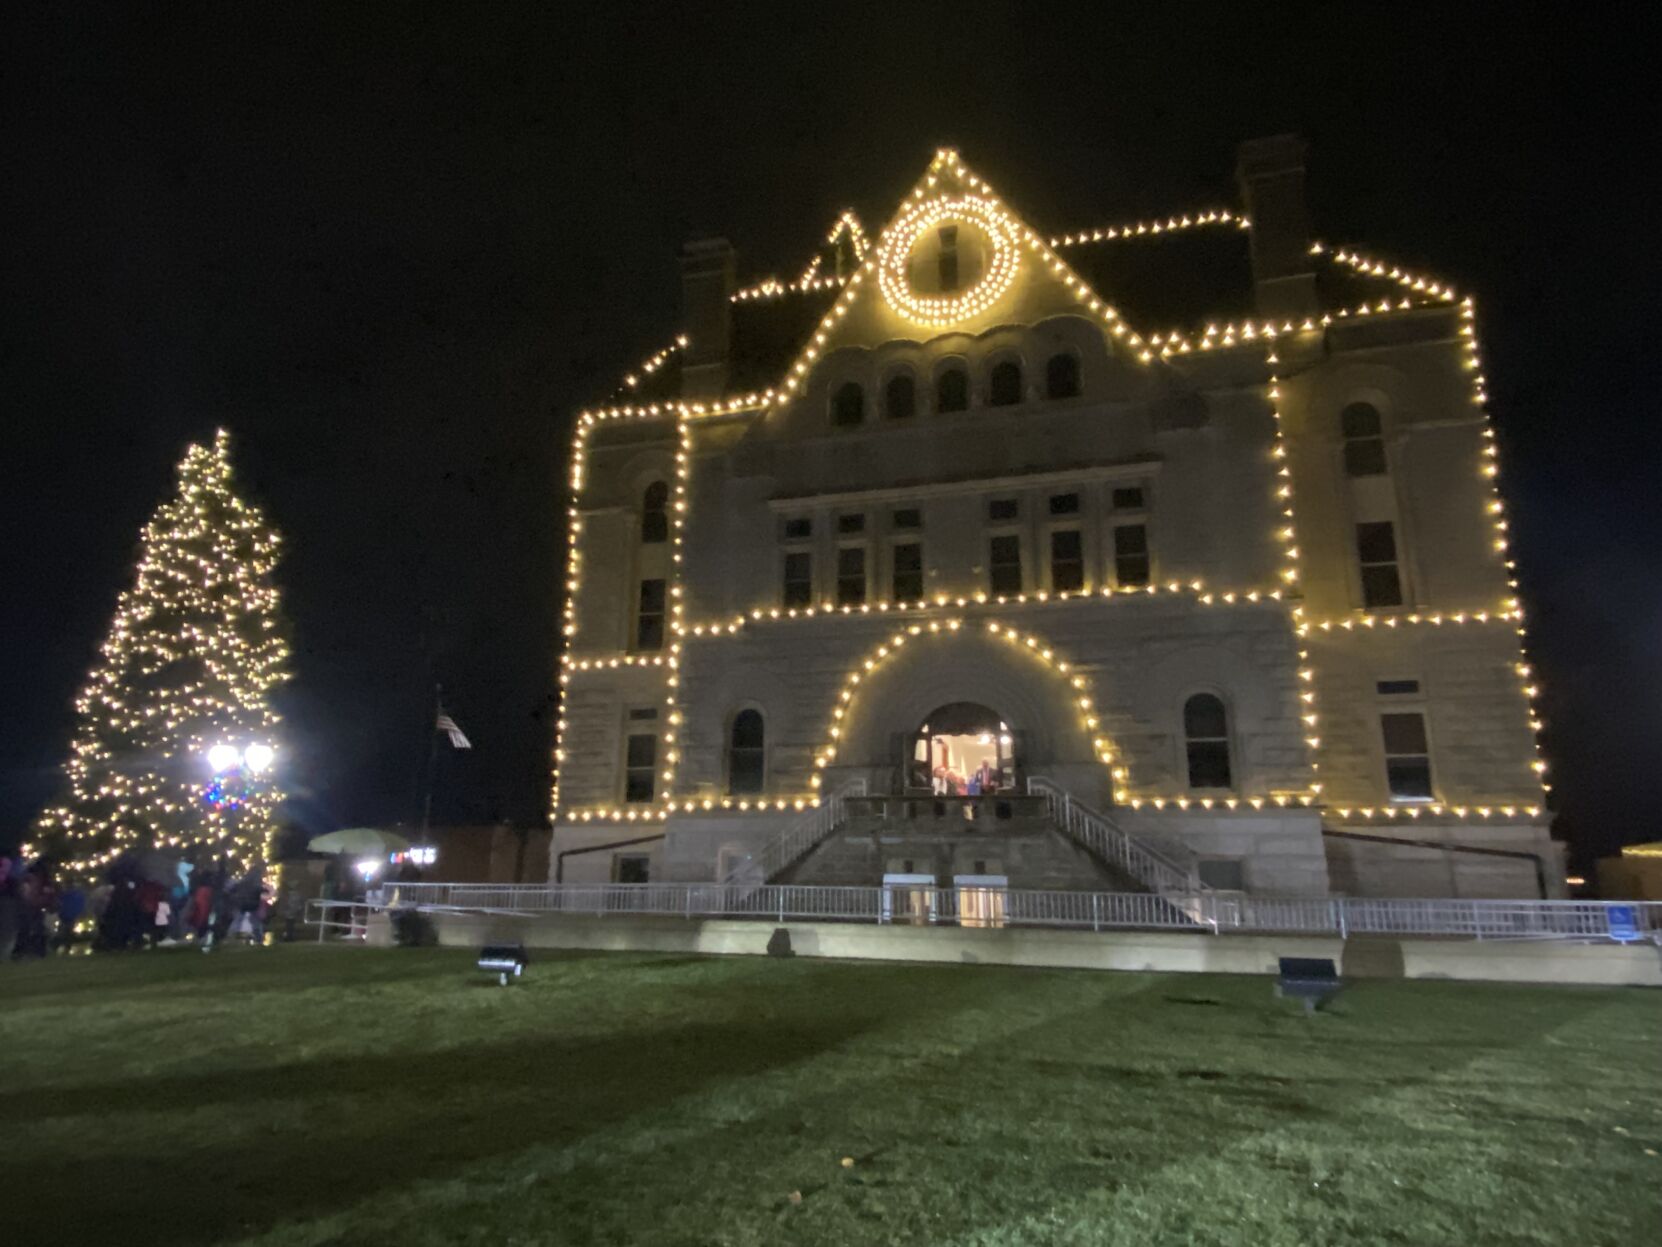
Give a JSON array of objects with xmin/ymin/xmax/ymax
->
[
  {"xmin": 679, "ymin": 237, "xmax": 735, "ymax": 399},
  {"xmin": 1235, "ymin": 135, "xmax": 1318, "ymax": 318}
]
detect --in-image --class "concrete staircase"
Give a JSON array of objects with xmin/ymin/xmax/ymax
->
[{"xmin": 776, "ymin": 794, "xmax": 1146, "ymax": 892}]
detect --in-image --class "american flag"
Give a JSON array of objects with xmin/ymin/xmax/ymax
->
[{"xmin": 435, "ymin": 712, "xmax": 472, "ymax": 749}]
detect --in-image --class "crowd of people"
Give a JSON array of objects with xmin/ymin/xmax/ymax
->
[{"xmin": 0, "ymin": 852, "xmax": 300, "ymax": 961}]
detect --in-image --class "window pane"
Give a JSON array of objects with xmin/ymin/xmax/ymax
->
[
  {"xmin": 641, "ymin": 482, "xmax": 669, "ymax": 543},
  {"xmin": 989, "ymin": 361, "xmax": 1023, "ymax": 406},
  {"xmin": 988, "ymin": 498, "xmax": 1019, "ymax": 521},
  {"xmin": 636, "ymin": 616, "xmax": 664, "ymax": 651},
  {"xmin": 1113, "ymin": 525, "xmax": 1148, "ymax": 557},
  {"xmin": 936, "ymin": 367, "xmax": 968, "ymax": 413},
  {"xmin": 1381, "ymin": 712, "xmax": 1428, "ymax": 755},
  {"xmin": 989, "ymin": 535, "xmax": 1022, "ymax": 594},
  {"xmin": 782, "ymin": 552, "xmax": 812, "ymax": 606},
  {"xmin": 892, "ymin": 508, "xmax": 921, "ymax": 529},
  {"xmin": 1341, "ymin": 402, "xmax": 1381, "ymax": 438},
  {"xmin": 728, "ymin": 749, "xmax": 765, "ymax": 795},
  {"xmin": 1344, "ymin": 438, "xmax": 1388, "ymax": 477},
  {"xmin": 832, "ymin": 382, "xmax": 864, "ymax": 427},
  {"xmin": 638, "ymin": 579, "xmax": 666, "ymax": 612},
  {"xmin": 1186, "ymin": 740, "xmax": 1232, "ymax": 789},
  {"xmin": 624, "ymin": 770, "xmax": 655, "ymax": 803},
  {"xmin": 893, "ymin": 542, "xmax": 923, "ymax": 601},
  {"xmin": 837, "ymin": 546, "xmax": 866, "ymax": 605},
  {"xmin": 1045, "ymin": 353, "xmax": 1081, "ymax": 399},
  {"xmin": 1376, "ymin": 679, "xmax": 1421, "ymax": 696},
  {"xmin": 1184, "ymin": 693, "xmax": 1228, "ymax": 739},
  {"xmin": 615, "ymin": 855, "xmax": 650, "ymax": 883},
  {"xmin": 1361, "ymin": 564, "xmax": 1403, "ymax": 608},
  {"xmin": 783, "ymin": 517, "xmax": 812, "ymax": 540},
  {"xmin": 1048, "ymin": 492, "xmax": 1080, "ymax": 515},
  {"xmin": 1111, "ymin": 486, "xmax": 1145, "ymax": 510},
  {"xmin": 884, "ymin": 374, "xmax": 916, "ymax": 420},
  {"xmin": 625, "ymin": 734, "xmax": 656, "ymax": 767},
  {"xmin": 1356, "ymin": 521, "xmax": 1397, "ymax": 564},
  {"xmin": 1386, "ymin": 757, "xmax": 1434, "ymax": 800},
  {"xmin": 837, "ymin": 513, "xmax": 865, "ymax": 534},
  {"xmin": 731, "ymin": 708, "xmax": 764, "ymax": 749},
  {"xmin": 1050, "ymin": 529, "xmax": 1083, "ymax": 592}
]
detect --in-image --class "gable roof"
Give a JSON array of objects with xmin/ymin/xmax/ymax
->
[{"xmin": 593, "ymin": 151, "xmax": 1466, "ymax": 408}]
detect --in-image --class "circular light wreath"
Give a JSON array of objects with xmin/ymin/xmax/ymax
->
[{"xmin": 876, "ymin": 196, "xmax": 1022, "ymax": 327}]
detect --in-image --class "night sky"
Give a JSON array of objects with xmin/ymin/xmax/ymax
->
[{"xmin": 3, "ymin": 5, "xmax": 1657, "ymax": 868}]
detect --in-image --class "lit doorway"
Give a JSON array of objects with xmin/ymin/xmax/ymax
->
[{"xmin": 905, "ymin": 702, "xmax": 1017, "ymax": 795}]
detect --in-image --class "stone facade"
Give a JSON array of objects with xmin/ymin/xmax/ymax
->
[{"xmin": 550, "ymin": 138, "xmax": 1556, "ymax": 898}]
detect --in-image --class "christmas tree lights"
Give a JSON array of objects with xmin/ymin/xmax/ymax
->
[{"xmin": 31, "ymin": 429, "xmax": 291, "ymax": 878}]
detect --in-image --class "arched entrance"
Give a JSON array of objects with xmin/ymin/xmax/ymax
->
[{"xmin": 905, "ymin": 701, "xmax": 1020, "ymax": 795}]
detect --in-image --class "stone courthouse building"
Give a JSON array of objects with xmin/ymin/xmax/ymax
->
[{"xmin": 550, "ymin": 138, "xmax": 1558, "ymax": 899}]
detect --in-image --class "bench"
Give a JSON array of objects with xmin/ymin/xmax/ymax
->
[
  {"xmin": 1275, "ymin": 956, "xmax": 1341, "ymax": 1015},
  {"xmin": 478, "ymin": 943, "xmax": 528, "ymax": 987}
]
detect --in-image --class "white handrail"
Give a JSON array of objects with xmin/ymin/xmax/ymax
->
[
  {"xmin": 1027, "ymin": 777, "xmax": 1202, "ymax": 894},
  {"xmin": 722, "ymin": 778, "xmax": 868, "ymax": 884}
]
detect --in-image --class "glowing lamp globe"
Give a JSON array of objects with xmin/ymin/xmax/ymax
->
[
  {"xmin": 243, "ymin": 743, "xmax": 275, "ymax": 774},
  {"xmin": 207, "ymin": 743, "xmax": 241, "ymax": 773}
]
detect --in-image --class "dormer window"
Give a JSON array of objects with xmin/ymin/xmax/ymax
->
[
  {"xmin": 832, "ymin": 381, "xmax": 865, "ymax": 428},
  {"xmin": 884, "ymin": 372, "xmax": 917, "ymax": 420},
  {"xmin": 989, "ymin": 360, "xmax": 1023, "ymax": 407}
]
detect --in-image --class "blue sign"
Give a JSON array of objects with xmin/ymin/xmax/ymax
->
[{"xmin": 1606, "ymin": 905, "xmax": 1641, "ymax": 943}]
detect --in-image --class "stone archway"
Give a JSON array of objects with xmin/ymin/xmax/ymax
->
[{"xmin": 823, "ymin": 623, "xmax": 1112, "ymax": 804}]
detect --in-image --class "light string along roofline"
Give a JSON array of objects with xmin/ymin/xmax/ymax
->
[{"xmin": 1049, "ymin": 208, "xmax": 1249, "ymax": 247}]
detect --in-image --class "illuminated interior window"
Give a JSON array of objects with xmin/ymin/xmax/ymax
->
[
  {"xmin": 1184, "ymin": 694, "xmax": 1232, "ymax": 789},
  {"xmin": 1342, "ymin": 402, "xmax": 1388, "ymax": 477}
]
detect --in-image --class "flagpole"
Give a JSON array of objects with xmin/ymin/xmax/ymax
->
[{"xmin": 421, "ymin": 683, "xmax": 442, "ymax": 838}]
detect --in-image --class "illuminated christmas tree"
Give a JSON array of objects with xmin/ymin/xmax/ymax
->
[{"xmin": 32, "ymin": 429, "xmax": 291, "ymax": 877}]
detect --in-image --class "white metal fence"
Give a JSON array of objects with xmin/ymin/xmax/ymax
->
[{"xmin": 345, "ymin": 881, "xmax": 1662, "ymax": 944}]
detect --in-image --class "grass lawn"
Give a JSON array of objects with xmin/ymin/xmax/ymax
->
[{"xmin": 2, "ymin": 946, "xmax": 1659, "ymax": 1246}]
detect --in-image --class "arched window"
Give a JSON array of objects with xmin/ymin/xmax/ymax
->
[
  {"xmin": 936, "ymin": 364, "xmax": 969, "ymax": 413},
  {"xmin": 832, "ymin": 381, "xmax": 865, "ymax": 428},
  {"xmin": 1045, "ymin": 352, "xmax": 1081, "ymax": 399},
  {"xmin": 884, "ymin": 372, "xmax": 916, "ymax": 420},
  {"xmin": 1341, "ymin": 402, "xmax": 1387, "ymax": 477},
  {"xmin": 1183, "ymin": 694, "xmax": 1232, "ymax": 789},
  {"xmin": 728, "ymin": 709, "xmax": 765, "ymax": 795},
  {"xmin": 989, "ymin": 360, "xmax": 1023, "ymax": 406},
  {"xmin": 640, "ymin": 480, "xmax": 669, "ymax": 544}
]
